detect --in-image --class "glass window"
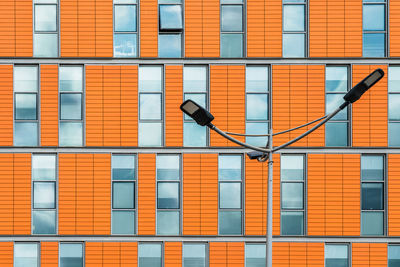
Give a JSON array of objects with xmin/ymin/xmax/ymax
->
[
  {"xmin": 184, "ymin": 123, "xmax": 207, "ymax": 147},
  {"xmin": 361, "ymin": 155, "xmax": 384, "ymax": 180},
  {"xmin": 389, "ymin": 67, "xmax": 400, "ymax": 146},
  {"xmin": 282, "ymin": 183, "xmax": 303, "ymax": 209},
  {"xmin": 361, "ymin": 183, "xmax": 383, "ymax": 210},
  {"xmin": 246, "ymin": 67, "xmax": 268, "ymax": 92},
  {"xmin": 34, "ymin": 1, "xmax": 58, "ymax": 57},
  {"xmin": 15, "ymin": 94, "xmax": 37, "ymax": 120},
  {"xmin": 60, "ymin": 94, "xmax": 82, "ymax": 120},
  {"xmin": 14, "ymin": 243, "xmax": 39, "ymax": 267},
  {"xmin": 325, "ymin": 122, "xmax": 348, "ymax": 147},
  {"xmin": 183, "ymin": 244, "xmax": 206, "ymax": 267},
  {"xmin": 59, "ymin": 122, "xmax": 83, "ymax": 146},
  {"xmin": 34, "ymin": 34, "xmax": 58, "ymax": 57},
  {"xmin": 59, "ymin": 243, "xmax": 83, "ymax": 267},
  {"xmin": 221, "ymin": 34, "xmax": 243, "ymax": 58},
  {"xmin": 114, "ymin": 33, "xmax": 137, "ymax": 57},
  {"xmin": 245, "ymin": 244, "xmax": 266, "ymax": 267},
  {"xmin": 115, "ymin": 5, "xmax": 137, "ymax": 32},
  {"xmin": 389, "ymin": 94, "xmax": 400, "ymax": 120},
  {"xmin": 389, "ymin": 245, "xmax": 400, "ymax": 267},
  {"xmin": 326, "ymin": 67, "xmax": 348, "ymax": 92},
  {"xmin": 159, "ymin": 5, "xmax": 183, "ymax": 30},
  {"xmin": 218, "ymin": 155, "xmax": 242, "ymax": 180},
  {"xmin": 220, "ymin": 0, "xmax": 243, "ymax": 58},
  {"xmin": 35, "ymin": 5, "xmax": 57, "ymax": 32},
  {"xmin": 389, "ymin": 67, "xmax": 400, "ymax": 92},
  {"xmin": 361, "ymin": 211, "xmax": 384, "ymax": 235},
  {"xmin": 363, "ymin": 5, "xmax": 385, "ymax": 31},
  {"xmin": 281, "ymin": 211, "xmax": 304, "ymax": 235},
  {"xmin": 220, "ymin": 183, "xmax": 241, "ymax": 209},
  {"xmin": 282, "ymin": 34, "xmax": 305, "ymax": 58},
  {"xmin": 184, "ymin": 67, "xmax": 207, "ymax": 92},
  {"xmin": 325, "ymin": 94, "xmax": 347, "ymax": 120},
  {"xmin": 157, "ymin": 182, "xmax": 179, "ymax": 209},
  {"xmin": 32, "ymin": 155, "xmax": 56, "ymax": 180},
  {"xmin": 139, "ymin": 67, "xmax": 162, "ymax": 91},
  {"xmin": 281, "ymin": 155, "xmax": 304, "ymax": 180},
  {"xmin": 59, "ymin": 67, "xmax": 83, "ymax": 92},
  {"xmin": 282, "ymin": 0, "xmax": 306, "ymax": 58},
  {"xmin": 157, "ymin": 155, "xmax": 180, "ymax": 180},
  {"xmin": 32, "ymin": 210, "xmax": 56, "ymax": 234},
  {"xmin": 112, "ymin": 210, "xmax": 135, "ymax": 235},
  {"xmin": 33, "ymin": 182, "xmax": 56, "ymax": 209},
  {"xmin": 362, "ymin": 1, "xmax": 386, "ymax": 57},
  {"xmin": 112, "ymin": 155, "xmax": 136, "ymax": 180},
  {"xmin": 14, "ymin": 122, "xmax": 38, "ymax": 146},
  {"xmin": 139, "ymin": 244, "xmax": 162, "ymax": 267},
  {"xmin": 158, "ymin": 34, "xmax": 182, "ymax": 57},
  {"xmin": 221, "ymin": 6, "xmax": 243, "ymax": 32},
  {"xmin": 389, "ymin": 123, "xmax": 400, "ymax": 147},
  {"xmin": 14, "ymin": 67, "xmax": 38, "ymax": 92},
  {"xmin": 246, "ymin": 94, "xmax": 268, "ymax": 120},
  {"xmin": 325, "ymin": 244, "xmax": 349, "ymax": 267},
  {"xmin": 363, "ymin": 33, "xmax": 386, "ymax": 57},
  {"xmin": 219, "ymin": 211, "xmax": 242, "ymax": 235},
  {"xmin": 138, "ymin": 123, "xmax": 162, "ymax": 147},
  {"xmin": 283, "ymin": 5, "xmax": 305, "ymax": 31},
  {"xmin": 245, "ymin": 122, "xmax": 269, "ymax": 147},
  {"xmin": 140, "ymin": 94, "xmax": 162, "ymax": 120},
  {"xmin": 157, "ymin": 210, "xmax": 179, "ymax": 235},
  {"xmin": 113, "ymin": 182, "xmax": 135, "ymax": 209}
]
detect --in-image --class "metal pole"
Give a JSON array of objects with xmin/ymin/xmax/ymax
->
[{"xmin": 266, "ymin": 129, "xmax": 273, "ymax": 267}]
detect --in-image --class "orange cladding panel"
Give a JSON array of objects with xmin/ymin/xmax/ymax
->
[
  {"xmin": 247, "ymin": 0, "xmax": 265, "ymax": 57},
  {"xmin": 389, "ymin": 154, "xmax": 400, "ymax": 236},
  {"xmin": 86, "ymin": 65, "xmax": 104, "ymax": 146},
  {"xmin": 164, "ymin": 242, "xmax": 182, "ymax": 267},
  {"xmin": 307, "ymin": 65, "xmax": 325, "ymax": 146},
  {"xmin": 138, "ymin": 154, "xmax": 156, "ymax": 235},
  {"xmin": 227, "ymin": 65, "xmax": 245, "ymax": 145},
  {"xmin": 76, "ymin": 154, "xmax": 94, "ymax": 235},
  {"xmin": 60, "ymin": 0, "xmax": 78, "ymax": 57},
  {"xmin": 209, "ymin": 243, "xmax": 227, "ymax": 266},
  {"xmin": 185, "ymin": 0, "xmax": 202, "ymax": 57},
  {"xmin": 121, "ymin": 65, "xmax": 138, "ymax": 146},
  {"xmin": 352, "ymin": 243, "xmax": 388, "ymax": 267},
  {"xmin": 327, "ymin": 0, "xmax": 345, "ymax": 57},
  {"xmin": 203, "ymin": 0, "xmax": 219, "ymax": 57},
  {"xmin": 272, "ymin": 155, "xmax": 281, "ymax": 235},
  {"xmin": 227, "ymin": 243, "xmax": 244, "ymax": 266},
  {"xmin": 200, "ymin": 154, "xmax": 218, "ymax": 235},
  {"xmin": 165, "ymin": 65, "xmax": 183, "ymax": 147},
  {"xmin": 183, "ymin": 154, "xmax": 201, "ymax": 235},
  {"xmin": 272, "ymin": 65, "xmax": 290, "ymax": 145},
  {"xmin": 0, "ymin": 242, "xmax": 13, "ymax": 266},
  {"xmin": 93, "ymin": 154, "xmax": 111, "ymax": 235},
  {"xmin": 307, "ymin": 243, "xmax": 324, "ymax": 266},
  {"xmin": 0, "ymin": 154, "xmax": 13, "ymax": 234},
  {"xmin": 309, "ymin": 0, "xmax": 327, "ymax": 57},
  {"xmin": 265, "ymin": 0, "xmax": 282, "ymax": 57},
  {"xmin": 210, "ymin": 65, "xmax": 228, "ymax": 146},
  {"xmin": 78, "ymin": 0, "xmax": 96, "ymax": 57},
  {"xmin": 390, "ymin": 0, "xmax": 400, "ymax": 56},
  {"xmin": 273, "ymin": 242, "xmax": 289, "ymax": 266},
  {"xmin": 59, "ymin": 154, "xmax": 77, "ymax": 234},
  {"xmin": 0, "ymin": 65, "xmax": 13, "ymax": 146},
  {"xmin": 103, "ymin": 66, "xmax": 121, "ymax": 146},
  {"xmin": 121, "ymin": 242, "xmax": 138, "ymax": 267},
  {"xmin": 41, "ymin": 242, "xmax": 59, "ymax": 267},
  {"xmin": 140, "ymin": 0, "xmax": 158, "ymax": 57},
  {"xmin": 13, "ymin": 154, "xmax": 31, "ymax": 235},
  {"xmin": 0, "ymin": 1, "xmax": 15, "ymax": 57},
  {"xmin": 95, "ymin": 0, "xmax": 113, "ymax": 57},
  {"xmin": 344, "ymin": 0, "xmax": 362, "ymax": 57},
  {"xmin": 289, "ymin": 243, "xmax": 307, "ymax": 266},
  {"xmin": 86, "ymin": 242, "xmax": 103, "ymax": 266},
  {"xmin": 41, "ymin": 65, "xmax": 59, "ymax": 146},
  {"xmin": 15, "ymin": 0, "xmax": 32, "ymax": 57},
  {"xmin": 103, "ymin": 242, "xmax": 121, "ymax": 266}
]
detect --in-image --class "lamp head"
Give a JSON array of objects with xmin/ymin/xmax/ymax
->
[
  {"xmin": 180, "ymin": 99, "xmax": 214, "ymax": 126},
  {"xmin": 344, "ymin": 68, "xmax": 384, "ymax": 103}
]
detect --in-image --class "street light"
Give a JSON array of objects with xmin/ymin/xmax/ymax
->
[{"xmin": 180, "ymin": 68, "xmax": 384, "ymax": 267}]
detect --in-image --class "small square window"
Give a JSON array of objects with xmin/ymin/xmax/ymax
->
[
  {"xmin": 157, "ymin": 210, "xmax": 179, "ymax": 235},
  {"xmin": 139, "ymin": 244, "xmax": 162, "ymax": 267},
  {"xmin": 115, "ymin": 5, "xmax": 137, "ymax": 32},
  {"xmin": 283, "ymin": 5, "xmax": 305, "ymax": 31},
  {"xmin": 15, "ymin": 94, "xmax": 37, "ymax": 120},
  {"xmin": 184, "ymin": 122, "xmax": 207, "ymax": 147},
  {"xmin": 325, "ymin": 245, "xmax": 349, "ymax": 267},
  {"xmin": 219, "ymin": 182, "xmax": 241, "ymax": 209},
  {"xmin": 59, "ymin": 122, "xmax": 83, "ymax": 147},
  {"xmin": 221, "ymin": 6, "xmax": 243, "ymax": 32},
  {"xmin": 325, "ymin": 122, "xmax": 348, "ymax": 147},
  {"xmin": 14, "ymin": 67, "xmax": 38, "ymax": 92},
  {"xmin": 245, "ymin": 244, "xmax": 265, "ymax": 267},
  {"xmin": 361, "ymin": 211, "xmax": 384, "ymax": 235},
  {"xmin": 114, "ymin": 33, "xmax": 137, "ymax": 57},
  {"xmin": 281, "ymin": 211, "xmax": 304, "ymax": 235},
  {"xmin": 59, "ymin": 243, "xmax": 83, "ymax": 267},
  {"xmin": 183, "ymin": 244, "xmax": 206, "ymax": 267},
  {"xmin": 14, "ymin": 243, "xmax": 39, "ymax": 267},
  {"xmin": 159, "ymin": 5, "xmax": 183, "ymax": 30},
  {"xmin": 33, "ymin": 34, "xmax": 58, "ymax": 57},
  {"xmin": 139, "ymin": 94, "xmax": 162, "ymax": 120},
  {"xmin": 245, "ymin": 122, "xmax": 269, "ymax": 147},
  {"xmin": 112, "ymin": 210, "xmax": 135, "ymax": 235},
  {"xmin": 33, "ymin": 182, "xmax": 56, "ymax": 209},
  {"xmin": 32, "ymin": 210, "xmax": 56, "ymax": 234},
  {"xmin": 59, "ymin": 67, "xmax": 83, "ymax": 92},
  {"xmin": 138, "ymin": 123, "xmax": 162, "ymax": 147},
  {"xmin": 156, "ymin": 155, "xmax": 180, "ymax": 180},
  {"xmin": 14, "ymin": 122, "xmax": 38, "ymax": 146},
  {"xmin": 157, "ymin": 182, "xmax": 179, "ymax": 209},
  {"xmin": 60, "ymin": 94, "xmax": 82, "ymax": 120},
  {"xmin": 221, "ymin": 34, "xmax": 243, "ymax": 58},
  {"xmin": 35, "ymin": 5, "xmax": 57, "ymax": 32},
  {"xmin": 281, "ymin": 183, "xmax": 303, "ymax": 209},
  {"xmin": 158, "ymin": 34, "xmax": 182, "ymax": 58},
  {"xmin": 32, "ymin": 155, "xmax": 56, "ymax": 180},
  {"xmin": 113, "ymin": 182, "xmax": 135, "ymax": 209},
  {"xmin": 218, "ymin": 155, "xmax": 242, "ymax": 180},
  {"xmin": 282, "ymin": 34, "xmax": 305, "ymax": 58},
  {"xmin": 112, "ymin": 155, "xmax": 136, "ymax": 180},
  {"xmin": 219, "ymin": 211, "xmax": 242, "ymax": 235}
]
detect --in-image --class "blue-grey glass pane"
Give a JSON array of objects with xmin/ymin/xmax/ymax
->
[
  {"xmin": 184, "ymin": 122, "xmax": 207, "ymax": 147},
  {"xmin": 34, "ymin": 34, "xmax": 58, "ymax": 57},
  {"xmin": 112, "ymin": 155, "xmax": 136, "ymax": 180},
  {"xmin": 59, "ymin": 67, "xmax": 83, "ymax": 92},
  {"xmin": 221, "ymin": 0, "xmax": 243, "ymax": 3},
  {"xmin": 15, "ymin": 94, "xmax": 37, "ymax": 120},
  {"xmin": 35, "ymin": 0, "xmax": 58, "ymax": 3},
  {"xmin": 139, "ymin": 244, "xmax": 162, "ymax": 267},
  {"xmin": 220, "ymin": 182, "xmax": 241, "ymax": 209},
  {"xmin": 114, "ymin": 33, "xmax": 137, "ymax": 57},
  {"xmin": 363, "ymin": 33, "xmax": 385, "ymax": 57},
  {"xmin": 138, "ymin": 123, "xmax": 162, "ymax": 147},
  {"xmin": 35, "ymin": 5, "xmax": 57, "ymax": 31},
  {"xmin": 113, "ymin": 182, "xmax": 135, "ymax": 209},
  {"xmin": 364, "ymin": 0, "xmax": 385, "ymax": 1},
  {"xmin": 283, "ymin": 34, "xmax": 305, "ymax": 57},
  {"xmin": 246, "ymin": 122, "xmax": 269, "ymax": 147},
  {"xmin": 325, "ymin": 245, "xmax": 348, "ymax": 267},
  {"xmin": 159, "ymin": 5, "xmax": 182, "ymax": 30},
  {"xmin": 283, "ymin": 5, "xmax": 305, "ymax": 31},
  {"xmin": 389, "ymin": 246, "xmax": 400, "ymax": 265},
  {"xmin": 362, "ymin": 183, "xmax": 384, "ymax": 210},
  {"xmin": 159, "ymin": 0, "xmax": 182, "ymax": 3},
  {"xmin": 157, "ymin": 182, "xmax": 179, "ymax": 208},
  {"xmin": 115, "ymin": 5, "xmax": 137, "ymax": 31},
  {"xmin": 221, "ymin": 6, "xmax": 242, "ymax": 32},
  {"xmin": 115, "ymin": 0, "xmax": 137, "ymax": 3},
  {"xmin": 112, "ymin": 211, "xmax": 135, "ymax": 234},
  {"xmin": 32, "ymin": 210, "xmax": 56, "ymax": 234},
  {"xmin": 246, "ymin": 66, "xmax": 269, "ymax": 93},
  {"xmin": 158, "ymin": 34, "xmax": 182, "ymax": 57},
  {"xmin": 219, "ymin": 211, "xmax": 242, "ymax": 235},
  {"xmin": 389, "ymin": 123, "xmax": 400, "ymax": 147},
  {"xmin": 184, "ymin": 93, "xmax": 206, "ymax": 120},
  {"xmin": 157, "ymin": 155, "xmax": 180, "ymax": 180},
  {"xmin": 14, "ymin": 122, "xmax": 38, "ymax": 146},
  {"xmin": 14, "ymin": 243, "xmax": 38, "ymax": 267},
  {"xmin": 246, "ymin": 94, "xmax": 268, "ymax": 120},
  {"xmin": 34, "ymin": 182, "xmax": 55, "ymax": 208},
  {"xmin": 14, "ymin": 67, "xmax": 38, "ymax": 92},
  {"xmin": 157, "ymin": 211, "xmax": 179, "ymax": 235},
  {"xmin": 139, "ymin": 67, "xmax": 162, "ymax": 92},
  {"xmin": 389, "ymin": 67, "xmax": 400, "ymax": 92},
  {"xmin": 183, "ymin": 244, "xmax": 206, "ymax": 267},
  {"xmin": 361, "ymin": 155, "xmax": 384, "ymax": 180},
  {"xmin": 281, "ymin": 211, "xmax": 304, "ymax": 235},
  {"xmin": 363, "ymin": 5, "xmax": 385, "ymax": 31},
  {"xmin": 245, "ymin": 244, "xmax": 266, "ymax": 267},
  {"xmin": 59, "ymin": 122, "xmax": 83, "ymax": 146},
  {"xmin": 325, "ymin": 122, "xmax": 348, "ymax": 147},
  {"xmin": 326, "ymin": 94, "xmax": 347, "ymax": 120},
  {"xmin": 61, "ymin": 94, "xmax": 82, "ymax": 120},
  {"xmin": 283, "ymin": 0, "xmax": 305, "ymax": 2},
  {"xmin": 361, "ymin": 211, "xmax": 384, "ymax": 235},
  {"xmin": 389, "ymin": 94, "xmax": 400, "ymax": 120},
  {"xmin": 140, "ymin": 94, "xmax": 161, "ymax": 120},
  {"xmin": 221, "ymin": 34, "xmax": 243, "ymax": 58},
  {"xmin": 60, "ymin": 244, "xmax": 83, "ymax": 267},
  {"xmin": 282, "ymin": 183, "xmax": 303, "ymax": 209},
  {"xmin": 32, "ymin": 155, "xmax": 56, "ymax": 180},
  {"xmin": 281, "ymin": 155, "xmax": 304, "ymax": 181},
  {"xmin": 184, "ymin": 67, "xmax": 207, "ymax": 92},
  {"xmin": 218, "ymin": 155, "xmax": 242, "ymax": 180},
  {"xmin": 326, "ymin": 67, "xmax": 348, "ymax": 92}
]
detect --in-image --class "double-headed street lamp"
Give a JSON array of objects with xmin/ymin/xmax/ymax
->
[{"xmin": 180, "ymin": 68, "xmax": 384, "ymax": 267}]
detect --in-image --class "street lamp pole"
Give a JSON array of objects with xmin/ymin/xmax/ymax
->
[{"xmin": 180, "ymin": 68, "xmax": 384, "ymax": 267}]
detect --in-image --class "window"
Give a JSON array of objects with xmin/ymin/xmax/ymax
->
[
  {"xmin": 219, "ymin": 155, "xmax": 242, "ymax": 235},
  {"xmin": 112, "ymin": 154, "xmax": 136, "ymax": 235},
  {"xmin": 139, "ymin": 66, "xmax": 163, "ymax": 146},
  {"xmin": 246, "ymin": 66, "xmax": 269, "ymax": 146},
  {"xmin": 282, "ymin": 0, "xmax": 306, "ymax": 57},
  {"xmin": 220, "ymin": 0, "xmax": 244, "ymax": 57},
  {"xmin": 14, "ymin": 66, "xmax": 39, "ymax": 146},
  {"xmin": 245, "ymin": 244, "xmax": 266, "ymax": 267},
  {"xmin": 325, "ymin": 244, "xmax": 349, "ymax": 267},
  {"xmin": 14, "ymin": 243, "xmax": 39, "ymax": 267},
  {"xmin": 363, "ymin": 0, "xmax": 386, "ymax": 57},
  {"xmin": 389, "ymin": 67, "xmax": 400, "ymax": 146},
  {"xmin": 183, "ymin": 66, "xmax": 208, "ymax": 147},
  {"xmin": 280, "ymin": 155, "xmax": 305, "ymax": 236},
  {"xmin": 59, "ymin": 66, "xmax": 84, "ymax": 147},
  {"xmin": 59, "ymin": 243, "xmax": 83, "ymax": 267},
  {"xmin": 32, "ymin": 154, "xmax": 57, "ymax": 235},
  {"xmin": 361, "ymin": 155, "xmax": 385, "ymax": 235},
  {"xmin": 388, "ymin": 245, "xmax": 400, "ymax": 267},
  {"xmin": 158, "ymin": 0, "xmax": 183, "ymax": 57},
  {"xmin": 157, "ymin": 155, "xmax": 180, "ymax": 235},
  {"xmin": 114, "ymin": 0, "xmax": 137, "ymax": 57},
  {"xmin": 325, "ymin": 66, "xmax": 349, "ymax": 147},
  {"xmin": 183, "ymin": 243, "xmax": 207, "ymax": 267},
  {"xmin": 34, "ymin": 0, "xmax": 58, "ymax": 57},
  {"xmin": 138, "ymin": 243, "xmax": 162, "ymax": 267}
]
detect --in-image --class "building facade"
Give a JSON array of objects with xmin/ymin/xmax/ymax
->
[{"xmin": 0, "ymin": 0, "xmax": 400, "ymax": 266}]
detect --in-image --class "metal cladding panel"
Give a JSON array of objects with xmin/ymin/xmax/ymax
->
[{"xmin": 41, "ymin": 65, "xmax": 59, "ymax": 146}]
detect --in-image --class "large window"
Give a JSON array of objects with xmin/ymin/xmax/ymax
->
[
  {"xmin": 245, "ymin": 244, "xmax": 266, "ymax": 267},
  {"xmin": 156, "ymin": 155, "xmax": 180, "ymax": 235},
  {"xmin": 246, "ymin": 66, "xmax": 269, "ymax": 146},
  {"xmin": 325, "ymin": 244, "xmax": 349, "ymax": 267},
  {"xmin": 389, "ymin": 245, "xmax": 400, "ymax": 267},
  {"xmin": 59, "ymin": 243, "xmax": 84, "ymax": 267},
  {"xmin": 139, "ymin": 66, "xmax": 163, "ymax": 147},
  {"xmin": 363, "ymin": 0, "xmax": 386, "ymax": 57},
  {"xmin": 158, "ymin": 0, "xmax": 183, "ymax": 57},
  {"xmin": 59, "ymin": 66, "xmax": 84, "ymax": 147},
  {"xmin": 280, "ymin": 155, "xmax": 305, "ymax": 236},
  {"xmin": 218, "ymin": 155, "xmax": 242, "ymax": 235},
  {"xmin": 114, "ymin": 0, "xmax": 138, "ymax": 57},
  {"xmin": 138, "ymin": 243, "xmax": 162, "ymax": 267},
  {"xmin": 388, "ymin": 66, "xmax": 400, "ymax": 146},
  {"xmin": 183, "ymin": 243, "xmax": 207, "ymax": 267},
  {"xmin": 34, "ymin": 0, "xmax": 58, "ymax": 57},
  {"xmin": 220, "ymin": 0, "xmax": 244, "ymax": 57},
  {"xmin": 183, "ymin": 66, "xmax": 208, "ymax": 147},
  {"xmin": 361, "ymin": 155, "xmax": 385, "ymax": 235},
  {"xmin": 112, "ymin": 154, "xmax": 136, "ymax": 235},
  {"xmin": 14, "ymin": 243, "xmax": 39, "ymax": 267},
  {"xmin": 282, "ymin": 0, "xmax": 306, "ymax": 57},
  {"xmin": 325, "ymin": 66, "xmax": 349, "ymax": 147},
  {"xmin": 14, "ymin": 66, "xmax": 39, "ymax": 146}
]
